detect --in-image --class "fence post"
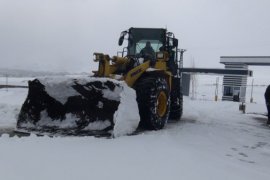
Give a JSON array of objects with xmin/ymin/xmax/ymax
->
[
  {"xmin": 6, "ymin": 74, "xmax": 8, "ymax": 92},
  {"xmin": 215, "ymin": 77, "xmax": 219, "ymax": 101}
]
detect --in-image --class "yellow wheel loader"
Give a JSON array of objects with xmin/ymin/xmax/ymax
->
[{"xmin": 16, "ymin": 28, "xmax": 184, "ymax": 136}]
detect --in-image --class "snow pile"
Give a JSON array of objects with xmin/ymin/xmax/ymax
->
[
  {"xmin": 38, "ymin": 76, "xmax": 84, "ymax": 104},
  {"xmin": 113, "ymin": 82, "xmax": 140, "ymax": 137},
  {"xmin": 27, "ymin": 76, "xmax": 140, "ymax": 136},
  {"xmin": 38, "ymin": 76, "xmax": 125, "ymax": 103},
  {"xmin": 83, "ymin": 120, "xmax": 111, "ymax": 131},
  {"xmin": 36, "ymin": 112, "xmax": 79, "ymax": 129}
]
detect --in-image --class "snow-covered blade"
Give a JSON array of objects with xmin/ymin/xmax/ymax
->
[{"xmin": 16, "ymin": 76, "xmax": 140, "ymax": 137}]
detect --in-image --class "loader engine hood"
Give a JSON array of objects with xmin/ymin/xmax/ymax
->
[{"xmin": 17, "ymin": 76, "xmax": 140, "ymax": 137}]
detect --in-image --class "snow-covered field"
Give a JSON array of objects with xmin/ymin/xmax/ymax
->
[{"xmin": 0, "ymin": 77, "xmax": 270, "ymax": 180}]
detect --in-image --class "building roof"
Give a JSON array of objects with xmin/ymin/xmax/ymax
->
[
  {"xmin": 180, "ymin": 68, "xmax": 252, "ymax": 76},
  {"xmin": 220, "ymin": 56, "xmax": 270, "ymax": 65}
]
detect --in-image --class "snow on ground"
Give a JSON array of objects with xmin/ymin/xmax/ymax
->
[
  {"xmin": 0, "ymin": 77, "xmax": 270, "ymax": 180},
  {"xmin": 0, "ymin": 77, "xmax": 33, "ymax": 87},
  {"xmin": 0, "ymin": 88, "xmax": 28, "ymax": 128}
]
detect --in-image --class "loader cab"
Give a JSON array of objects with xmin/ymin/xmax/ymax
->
[
  {"xmin": 126, "ymin": 28, "xmax": 166, "ymax": 57},
  {"xmin": 118, "ymin": 28, "xmax": 180, "ymax": 74}
]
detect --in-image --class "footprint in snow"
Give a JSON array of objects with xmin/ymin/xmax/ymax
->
[
  {"xmin": 251, "ymin": 142, "xmax": 268, "ymax": 149},
  {"xmin": 238, "ymin": 152, "xmax": 248, "ymax": 157},
  {"xmin": 238, "ymin": 159, "xmax": 255, "ymax": 164},
  {"xmin": 230, "ymin": 147, "xmax": 252, "ymax": 161}
]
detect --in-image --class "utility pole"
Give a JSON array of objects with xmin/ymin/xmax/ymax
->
[
  {"xmin": 215, "ymin": 77, "xmax": 219, "ymax": 101},
  {"xmin": 250, "ymin": 79, "xmax": 254, "ymax": 103},
  {"xmin": 190, "ymin": 57, "xmax": 197, "ymax": 100}
]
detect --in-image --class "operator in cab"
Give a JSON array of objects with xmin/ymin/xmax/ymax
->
[{"xmin": 139, "ymin": 41, "xmax": 156, "ymax": 66}]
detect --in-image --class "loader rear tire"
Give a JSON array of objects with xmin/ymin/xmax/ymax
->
[
  {"xmin": 169, "ymin": 77, "xmax": 183, "ymax": 121},
  {"xmin": 135, "ymin": 76, "xmax": 170, "ymax": 130}
]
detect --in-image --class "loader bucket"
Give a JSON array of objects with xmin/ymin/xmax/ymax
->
[{"xmin": 16, "ymin": 76, "xmax": 140, "ymax": 137}]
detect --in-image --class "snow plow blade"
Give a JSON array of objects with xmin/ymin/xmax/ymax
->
[{"xmin": 16, "ymin": 77, "xmax": 140, "ymax": 137}]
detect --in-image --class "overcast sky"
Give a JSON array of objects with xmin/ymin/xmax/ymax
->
[{"xmin": 0, "ymin": 0, "xmax": 270, "ymax": 76}]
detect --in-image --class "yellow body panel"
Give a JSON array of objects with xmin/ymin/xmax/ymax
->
[
  {"xmin": 93, "ymin": 53, "xmax": 172, "ymax": 90},
  {"xmin": 154, "ymin": 60, "xmax": 167, "ymax": 70},
  {"xmin": 124, "ymin": 61, "xmax": 150, "ymax": 87}
]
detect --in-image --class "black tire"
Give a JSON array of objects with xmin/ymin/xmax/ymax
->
[
  {"xmin": 135, "ymin": 76, "xmax": 170, "ymax": 130},
  {"xmin": 169, "ymin": 77, "xmax": 183, "ymax": 121}
]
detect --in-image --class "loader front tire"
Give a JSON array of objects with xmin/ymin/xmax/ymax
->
[{"xmin": 135, "ymin": 76, "xmax": 170, "ymax": 130}]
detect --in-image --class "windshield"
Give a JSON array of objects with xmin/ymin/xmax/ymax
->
[
  {"xmin": 127, "ymin": 28, "xmax": 166, "ymax": 56},
  {"xmin": 135, "ymin": 40, "xmax": 163, "ymax": 54}
]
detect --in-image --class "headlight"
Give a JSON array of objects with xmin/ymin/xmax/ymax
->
[
  {"xmin": 95, "ymin": 54, "xmax": 100, "ymax": 60},
  {"xmin": 156, "ymin": 52, "xmax": 164, "ymax": 59},
  {"xmin": 93, "ymin": 53, "xmax": 103, "ymax": 61}
]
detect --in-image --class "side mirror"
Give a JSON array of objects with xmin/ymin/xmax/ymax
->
[
  {"xmin": 173, "ymin": 38, "xmax": 178, "ymax": 47},
  {"xmin": 118, "ymin": 31, "xmax": 127, "ymax": 46},
  {"xmin": 167, "ymin": 32, "xmax": 173, "ymax": 37}
]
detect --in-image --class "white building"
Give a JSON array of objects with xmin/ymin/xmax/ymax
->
[{"xmin": 220, "ymin": 56, "xmax": 270, "ymax": 102}]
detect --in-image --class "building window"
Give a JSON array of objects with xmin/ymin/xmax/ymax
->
[{"xmin": 224, "ymin": 86, "xmax": 233, "ymax": 96}]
